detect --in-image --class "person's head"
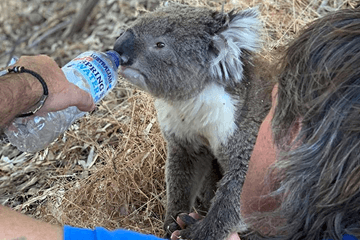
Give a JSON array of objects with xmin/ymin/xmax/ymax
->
[{"xmin": 251, "ymin": 8, "xmax": 360, "ymax": 240}]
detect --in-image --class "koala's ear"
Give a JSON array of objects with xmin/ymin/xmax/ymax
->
[{"xmin": 210, "ymin": 8, "xmax": 262, "ymax": 84}]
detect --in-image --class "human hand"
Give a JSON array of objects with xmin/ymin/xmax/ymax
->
[
  {"xmin": 14, "ymin": 55, "xmax": 95, "ymax": 115},
  {"xmin": 170, "ymin": 212, "xmax": 241, "ymax": 240}
]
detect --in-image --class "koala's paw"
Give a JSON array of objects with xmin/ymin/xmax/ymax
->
[
  {"xmin": 177, "ymin": 220, "xmax": 229, "ymax": 240},
  {"xmin": 164, "ymin": 213, "xmax": 201, "ymax": 239}
]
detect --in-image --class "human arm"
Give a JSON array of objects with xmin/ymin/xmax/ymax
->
[
  {"xmin": 0, "ymin": 55, "xmax": 95, "ymax": 130},
  {"xmin": 0, "ymin": 204, "xmax": 166, "ymax": 240},
  {"xmin": 0, "ymin": 205, "xmax": 63, "ymax": 240}
]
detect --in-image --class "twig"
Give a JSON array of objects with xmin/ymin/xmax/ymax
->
[
  {"xmin": 28, "ymin": 19, "xmax": 72, "ymax": 48},
  {"xmin": 63, "ymin": 0, "xmax": 100, "ymax": 38}
]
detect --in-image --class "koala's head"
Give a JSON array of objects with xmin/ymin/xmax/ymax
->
[{"xmin": 114, "ymin": 2, "xmax": 261, "ymax": 101}]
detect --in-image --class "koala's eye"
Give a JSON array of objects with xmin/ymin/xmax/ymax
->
[{"xmin": 156, "ymin": 42, "xmax": 165, "ymax": 48}]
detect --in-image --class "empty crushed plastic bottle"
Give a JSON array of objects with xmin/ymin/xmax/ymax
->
[{"xmin": 5, "ymin": 50, "xmax": 120, "ymax": 153}]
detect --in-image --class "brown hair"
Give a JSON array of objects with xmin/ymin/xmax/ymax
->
[{"xmin": 248, "ymin": 8, "xmax": 360, "ymax": 240}]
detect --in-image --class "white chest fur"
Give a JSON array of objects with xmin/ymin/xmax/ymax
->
[{"xmin": 154, "ymin": 83, "xmax": 238, "ymax": 153}]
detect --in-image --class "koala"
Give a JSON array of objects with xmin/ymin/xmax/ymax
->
[{"xmin": 114, "ymin": 2, "xmax": 271, "ymax": 240}]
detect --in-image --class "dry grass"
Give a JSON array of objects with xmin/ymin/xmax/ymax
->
[{"xmin": 0, "ymin": 0, "xmax": 358, "ymax": 237}]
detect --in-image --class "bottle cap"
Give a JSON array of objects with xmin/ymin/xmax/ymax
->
[{"xmin": 106, "ymin": 50, "xmax": 121, "ymax": 68}]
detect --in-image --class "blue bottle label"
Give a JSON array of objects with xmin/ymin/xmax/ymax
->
[{"xmin": 63, "ymin": 52, "xmax": 116, "ymax": 103}]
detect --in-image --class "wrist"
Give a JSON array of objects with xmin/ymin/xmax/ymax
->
[
  {"xmin": 0, "ymin": 70, "xmax": 43, "ymax": 124},
  {"xmin": 8, "ymin": 66, "xmax": 49, "ymax": 117},
  {"xmin": 14, "ymin": 70, "xmax": 44, "ymax": 114}
]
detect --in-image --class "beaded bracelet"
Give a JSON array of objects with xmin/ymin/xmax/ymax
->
[{"xmin": 2, "ymin": 66, "xmax": 48, "ymax": 117}]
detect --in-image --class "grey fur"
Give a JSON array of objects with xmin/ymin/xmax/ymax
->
[{"xmin": 114, "ymin": 2, "xmax": 271, "ymax": 239}]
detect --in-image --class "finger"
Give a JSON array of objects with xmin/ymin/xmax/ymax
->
[
  {"xmin": 176, "ymin": 212, "xmax": 203, "ymax": 229},
  {"xmin": 189, "ymin": 212, "xmax": 203, "ymax": 220},
  {"xmin": 175, "ymin": 213, "xmax": 188, "ymax": 229},
  {"xmin": 170, "ymin": 230, "xmax": 180, "ymax": 240},
  {"xmin": 70, "ymin": 85, "xmax": 96, "ymax": 112}
]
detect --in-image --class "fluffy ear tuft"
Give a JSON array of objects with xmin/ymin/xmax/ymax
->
[{"xmin": 210, "ymin": 8, "xmax": 262, "ymax": 84}]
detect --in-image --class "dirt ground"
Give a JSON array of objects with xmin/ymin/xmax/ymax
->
[{"xmin": 0, "ymin": 0, "xmax": 357, "ymax": 237}]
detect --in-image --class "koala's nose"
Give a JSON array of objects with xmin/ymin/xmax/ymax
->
[{"xmin": 114, "ymin": 30, "xmax": 135, "ymax": 66}]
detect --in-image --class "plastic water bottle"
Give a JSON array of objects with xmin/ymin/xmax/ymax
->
[{"xmin": 4, "ymin": 50, "xmax": 120, "ymax": 153}]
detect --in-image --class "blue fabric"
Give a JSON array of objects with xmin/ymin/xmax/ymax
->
[
  {"xmin": 64, "ymin": 225, "xmax": 164, "ymax": 240},
  {"xmin": 326, "ymin": 234, "xmax": 358, "ymax": 240},
  {"xmin": 342, "ymin": 235, "xmax": 358, "ymax": 240},
  {"xmin": 64, "ymin": 226, "xmax": 358, "ymax": 240}
]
